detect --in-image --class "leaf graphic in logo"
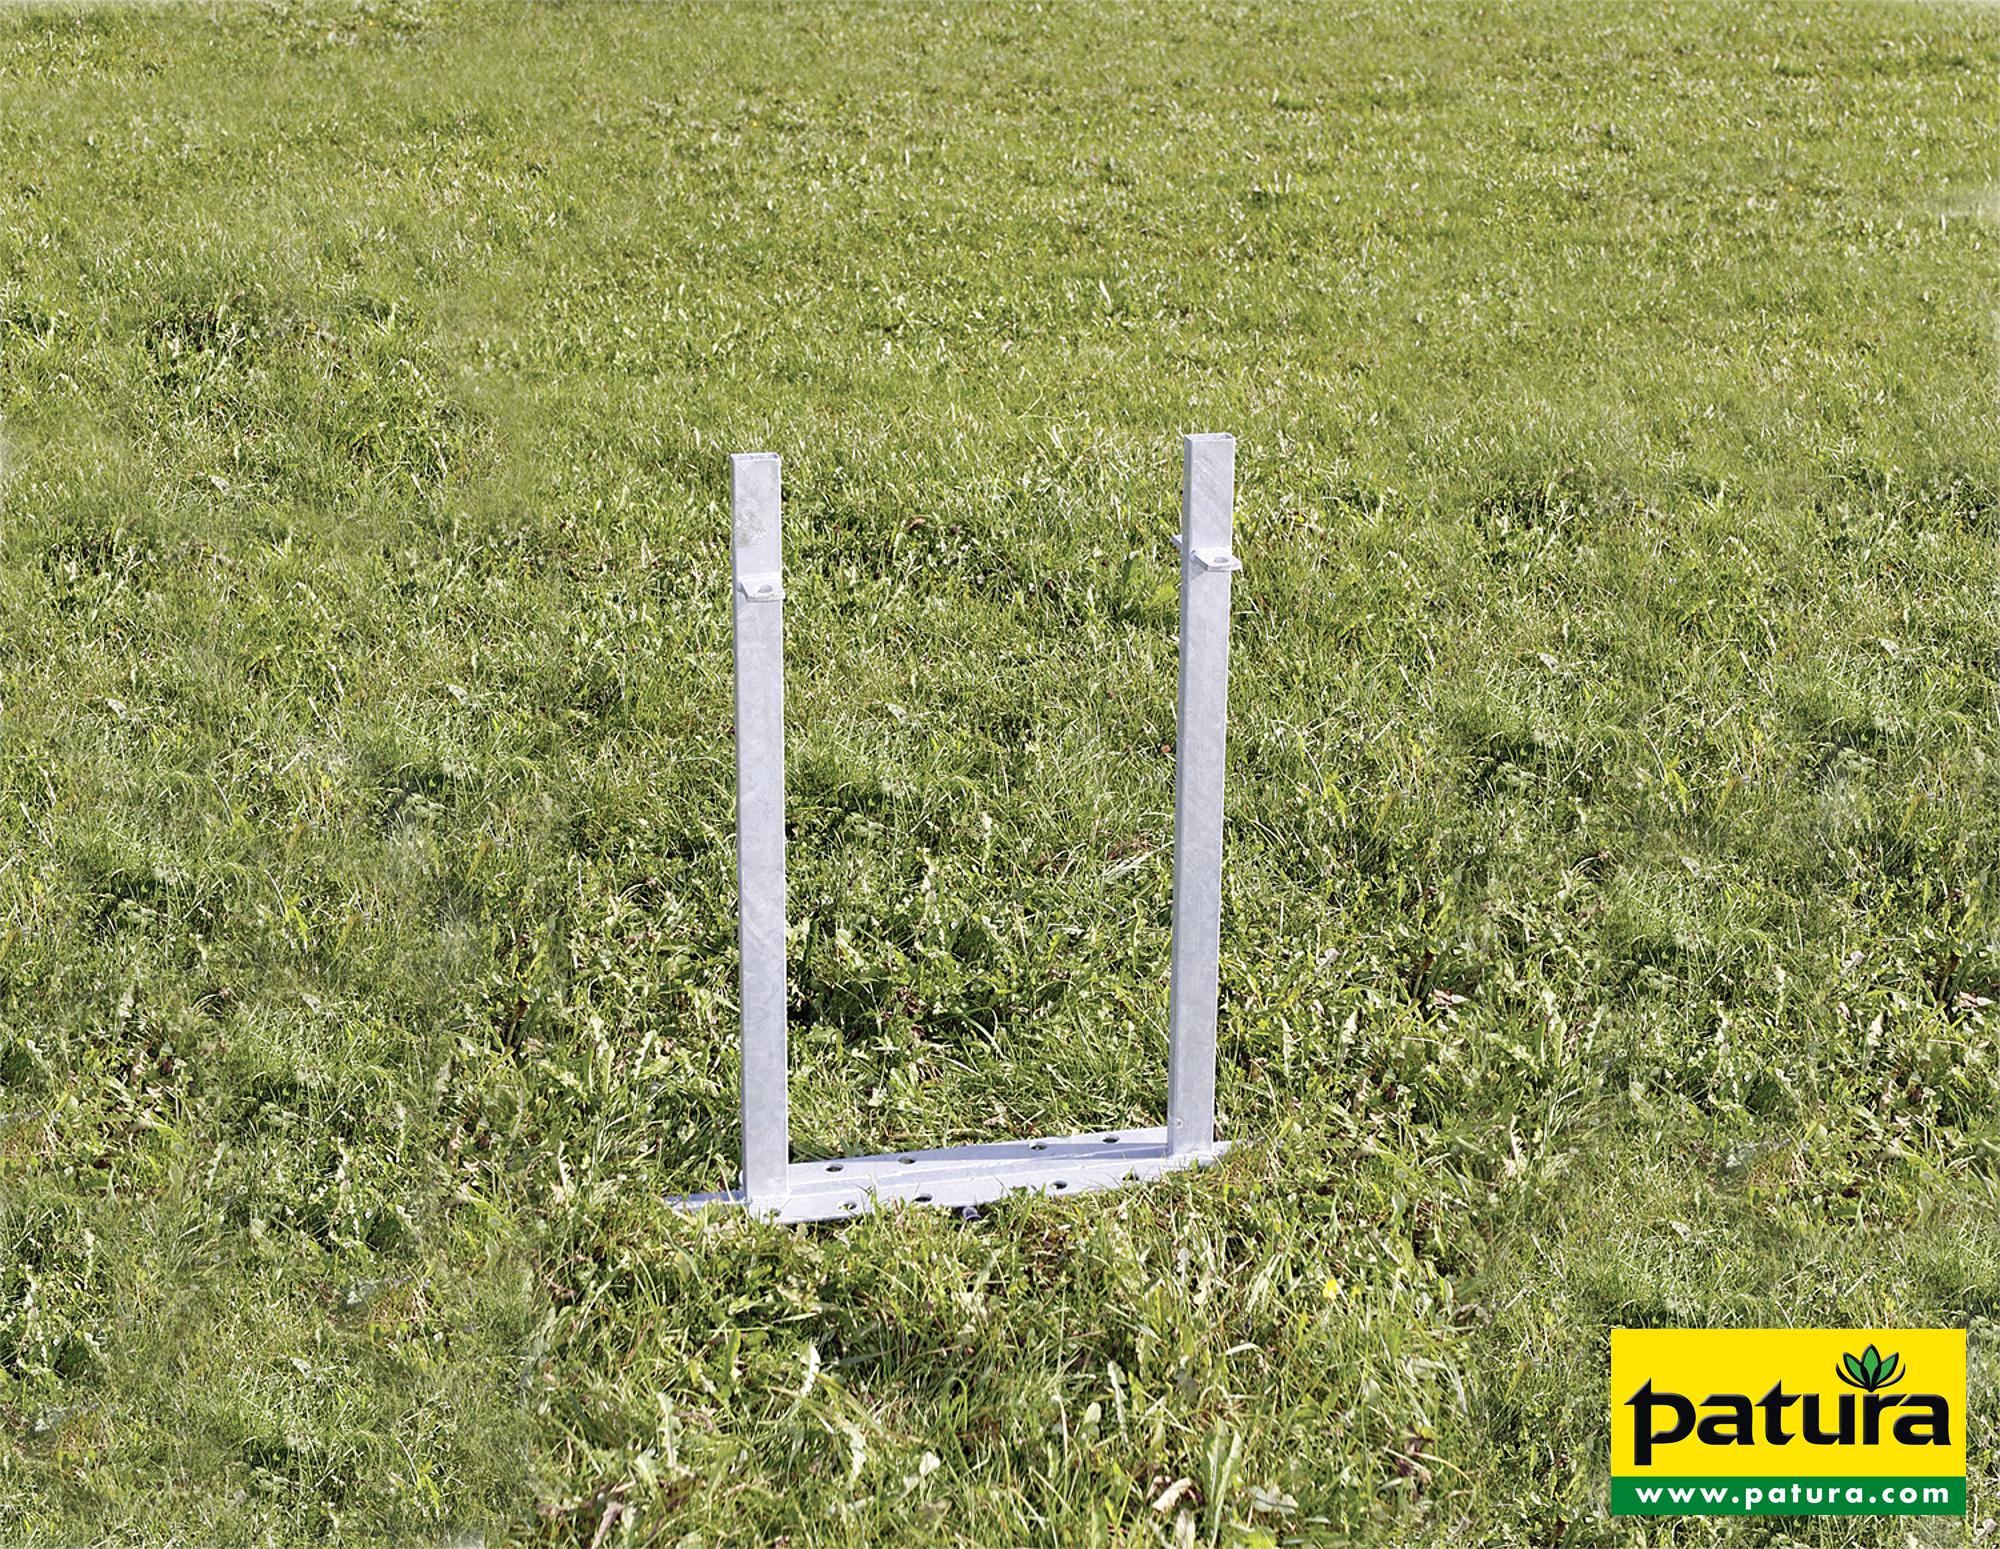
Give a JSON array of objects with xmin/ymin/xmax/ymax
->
[{"xmin": 1836, "ymin": 1345, "xmax": 1904, "ymax": 1391}]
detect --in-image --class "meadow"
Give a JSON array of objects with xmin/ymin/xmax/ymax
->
[{"xmin": 3, "ymin": 2, "xmax": 2000, "ymax": 1544}]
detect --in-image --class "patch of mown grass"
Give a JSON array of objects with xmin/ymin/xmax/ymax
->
[{"xmin": 3, "ymin": 2, "xmax": 2000, "ymax": 1544}]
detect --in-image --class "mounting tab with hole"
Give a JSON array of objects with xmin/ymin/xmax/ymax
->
[{"xmin": 672, "ymin": 436, "xmax": 1241, "ymax": 1223}]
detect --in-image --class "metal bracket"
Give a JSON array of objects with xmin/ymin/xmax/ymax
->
[
  {"xmin": 675, "ymin": 1124, "xmax": 1219, "ymax": 1223},
  {"xmin": 1173, "ymin": 534, "xmax": 1242, "ymax": 573},
  {"xmin": 677, "ymin": 435, "xmax": 1241, "ymax": 1223}
]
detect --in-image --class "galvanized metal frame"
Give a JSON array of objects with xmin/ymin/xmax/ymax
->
[{"xmin": 675, "ymin": 435, "xmax": 1238, "ymax": 1223}]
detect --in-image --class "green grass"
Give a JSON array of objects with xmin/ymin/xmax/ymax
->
[{"xmin": 3, "ymin": 1, "xmax": 2000, "ymax": 1543}]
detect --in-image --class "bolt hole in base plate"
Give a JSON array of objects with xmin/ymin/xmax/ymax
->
[{"xmin": 672, "ymin": 1126, "xmax": 1229, "ymax": 1224}]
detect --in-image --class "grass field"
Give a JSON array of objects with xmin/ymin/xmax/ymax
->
[{"xmin": 4, "ymin": 2, "xmax": 2000, "ymax": 1544}]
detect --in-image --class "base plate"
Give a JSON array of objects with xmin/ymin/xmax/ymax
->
[{"xmin": 671, "ymin": 1125, "xmax": 1229, "ymax": 1223}]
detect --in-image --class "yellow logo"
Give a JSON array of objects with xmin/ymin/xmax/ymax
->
[{"xmin": 1610, "ymin": 1329, "xmax": 1966, "ymax": 1516}]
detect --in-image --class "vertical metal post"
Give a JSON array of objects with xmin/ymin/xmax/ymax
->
[
  {"xmin": 731, "ymin": 453, "xmax": 789, "ymax": 1205},
  {"xmin": 1167, "ymin": 433, "xmax": 1238, "ymax": 1158}
]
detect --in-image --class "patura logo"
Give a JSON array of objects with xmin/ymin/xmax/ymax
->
[{"xmin": 1610, "ymin": 1328, "xmax": 1966, "ymax": 1517}]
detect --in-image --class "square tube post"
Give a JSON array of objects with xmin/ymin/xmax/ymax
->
[
  {"xmin": 730, "ymin": 453, "xmax": 789, "ymax": 1205},
  {"xmin": 1167, "ymin": 433, "xmax": 1238, "ymax": 1157}
]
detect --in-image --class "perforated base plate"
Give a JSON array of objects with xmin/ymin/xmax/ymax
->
[{"xmin": 671, "ymin": 1125, "xmax": 1230, "ymax": 1223}]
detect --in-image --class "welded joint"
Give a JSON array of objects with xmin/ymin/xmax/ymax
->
[
  {"xmin": 1172, "ymin": 535, "xmax": 1242, "ymax": 573},
  {"xmin": 736, "ymin": 572, "xmax": 784, "ymax": 602}
]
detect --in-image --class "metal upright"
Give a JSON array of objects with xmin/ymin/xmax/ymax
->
[
  {"xmin": 1166, "ymin": 433, "xmax": 1238, "ymax": 1159},
  {"xmin": 676, "ymin": 436, "xmax": 1240, "ymax": 1223},
  {"xmin": 729, "ymin": 452, "xmax": 789, "ymax": 1211}
]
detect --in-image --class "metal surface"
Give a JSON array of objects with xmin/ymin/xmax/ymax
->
[
  {"xmin": 730, "ymin": 453, "xmax": 790, "ymax": 1207},
  {"xmin": 677, "ymin": 437, "xmax": 1240, "ymax": 1223},
  {"xmin": 1166, "ymin": 433, "xmax": 1235, "ymax": 1158},
  {"xmin": 676, "ymin": 1125, "xmax": 1230, "ymax": 1224}
]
